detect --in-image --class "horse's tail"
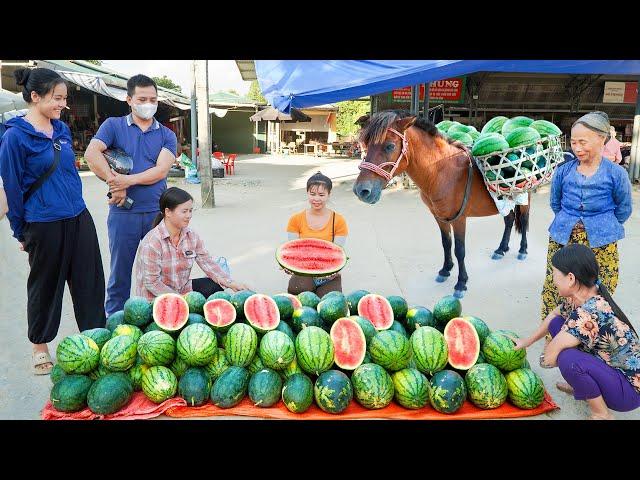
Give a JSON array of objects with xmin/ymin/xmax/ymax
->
[{"xmin": 514, "ymin": 196, "xmax": 531, "ymax": 234}]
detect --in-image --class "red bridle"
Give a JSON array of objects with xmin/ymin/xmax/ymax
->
[{"xmin": 358, "ymin": 128, "xmax": 409, "ymax": 183}]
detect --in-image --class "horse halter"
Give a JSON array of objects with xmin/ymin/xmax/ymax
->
[{"xmin": 358, "ymin": 128, "xmax": 409, "ymax": 183}]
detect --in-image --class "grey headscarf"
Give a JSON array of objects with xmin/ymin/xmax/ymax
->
[{"xmin": 572, "ymin": 111, "xmax": 611, "ymax": 142}]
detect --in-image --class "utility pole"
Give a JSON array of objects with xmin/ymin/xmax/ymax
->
[
  {"xmin": 190, "ymin": 61, "xmax": 197, "ymax": 168},
  {"xmin": 195, "ymin": 60, "xmax": 214, "ymax": 207}
]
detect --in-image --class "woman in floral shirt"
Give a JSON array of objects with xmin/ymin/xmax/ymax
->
[{"xmin": 513, "ymin": 244, "xmax": 640, "ymax": 420}]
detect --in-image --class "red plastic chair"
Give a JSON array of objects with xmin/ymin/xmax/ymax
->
[
  {"xmin": 213, "ymin": 151, "xmax": 225, "ymax": 160},
  {"xmin": 225, "ymin": 154, "xmax": 237, "ymax": 175}
]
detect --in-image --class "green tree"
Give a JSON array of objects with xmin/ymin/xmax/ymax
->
[
  {"xmin": 85, "ymin": 60, "xmax": 102, "ymax": 65},
  {"xmin": 247, "ymin": 80, "xmax": 267, "ymax": 104},
  {"xmin": 153, "ymin": 75, "xmax": 182, "ymax": 92},
  {"xmin": 336, "ymin": 99, "xmax": 370, "ymax": 137}
]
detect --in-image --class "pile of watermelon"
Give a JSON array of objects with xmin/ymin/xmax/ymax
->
[
  {"xmin": 437, "ymin": 116, "xmax": 562, "ymax": 187},
  {"xmin": 48, "ymin": 289, "xmax": 546, "ymax": 417}
]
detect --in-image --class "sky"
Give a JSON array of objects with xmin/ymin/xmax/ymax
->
[{"xmin": 102, "ymin": 60, "xmax": 252, "ymax": 96}]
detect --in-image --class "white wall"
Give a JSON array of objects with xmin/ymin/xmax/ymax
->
[{"xmin": 280, "ymin": 111, "xmax": 337, "ymax": 142}]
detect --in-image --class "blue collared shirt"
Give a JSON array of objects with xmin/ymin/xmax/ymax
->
[
  {"xmin": 93, "ymin": 114, "xmax": 177, "ymax": 214},
  {"xmin": 549, "ymin": 157, "xmax": 632, "ymax": 247}
]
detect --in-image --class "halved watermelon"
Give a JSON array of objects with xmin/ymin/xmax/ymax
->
[
  {"xmin": 244, "ymin": 294, "xmax": 280, "ymax": 333},
  {"xmin": 276, "ymin": 238, "xmax": 347, "ymax": 277},
  {"xmin": 357, "ymin": 294, "xmax": 394, "ymax": 331},
  {"xmin": 330, "ymin": 317, "xmax": 366, "ymax": 370},
  {"xmin": 444, "ymin": 317, "xmax": 480, "ymax": 370},
  {"xmin": 153, "ymin": 293, "xmax": 189, "ymax": 332},
  {"xmin": 203, "ymin": 299, "xmax": 237, "ymax": 330},
  {"xmin": 275, "ymin": 292, "xmax": 303, "ymax": 310}
]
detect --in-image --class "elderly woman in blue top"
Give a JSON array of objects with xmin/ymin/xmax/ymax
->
[
  {"xmin": 540, "ymin": 111, "xmax": 632, "ymax": 323},
  {"xmin": 0, "ymin": 68, "xmax": 106, "ymax": 375}
]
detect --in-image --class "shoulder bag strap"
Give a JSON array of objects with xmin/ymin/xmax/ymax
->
[{"xmin": 23, "ymin": 141, "xmax": 62, "ymax": 204}]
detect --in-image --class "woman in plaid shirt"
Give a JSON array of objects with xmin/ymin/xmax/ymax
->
[{"xmin": 134, "ymin": 187, "xmax": 251, "ymax": 300}]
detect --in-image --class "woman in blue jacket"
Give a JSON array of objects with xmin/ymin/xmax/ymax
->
[
  {"xmin": 540, "ymin": 111, "xmax": 632, "ymax": 324},
  {"xmin": 0, "ymin": 68, "xmax": 106, "ymax": 375}
]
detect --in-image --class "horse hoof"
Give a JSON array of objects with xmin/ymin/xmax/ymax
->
[
  {"xmin": 435, "ymin": 275, "xmax": 449, "ymax": 283},
  {"xmin": 518, "ymin": 253, "xmax": 528, "ymax": 261},
  {"xmin": 453, "ymin": 290, "xmax": 466, "ymax": 299},
  {"xmin": 492, "ymin": 252, "xmax": 505, "ymax": 260}
]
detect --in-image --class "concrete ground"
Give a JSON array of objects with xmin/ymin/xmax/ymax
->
[{"xmin": 1, "ymin": 153, "xmax": 639, "ymax": 420}]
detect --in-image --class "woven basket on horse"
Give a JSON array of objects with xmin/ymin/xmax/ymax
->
[{"xmin": 474, "ymin": 135, "xmax": 564, "ymax": 195}]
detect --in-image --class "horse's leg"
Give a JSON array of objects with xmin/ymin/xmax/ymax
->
[
  {"xmin": 517, "ymin": 204, "xmax": 530, "ymax": 261},
  {"xmin": 452, "ymin": 219, "xmax": 468, "ymax": 298},
  {"xmin": 435, "ymin": 221, "xmax": 454, "ymax": 283},
  {"xmin": 492, "ymin": 210, "xmax": 515, "ymax": 260}
]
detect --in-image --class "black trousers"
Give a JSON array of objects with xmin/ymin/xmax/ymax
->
[
  {"xmin": 23, "ymin": 209, "xmax": 106, "ymax": 343},
  {"xmin": 192, "ymin": 277, "xmax": 224, "ymax": 299}
]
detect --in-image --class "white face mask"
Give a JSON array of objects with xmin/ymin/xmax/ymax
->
[{"xmin": 132, "ymin": 102, "xmax": 157, "ymax": 120}]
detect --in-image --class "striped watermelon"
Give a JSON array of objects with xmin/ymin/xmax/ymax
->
[
  {"xmin": 87, "ymin": 373, "xmax": 133, "ymax": 414},
  {"xmin": 208, "ymin": 291, "xmax": 232, "ymax": 302},
  {"xmin": 230, "ymin": 290, "xmax": 255, "ymax": 320},
  {"xmin": 248, "ymin": 368, "xmax": 283, "ymax": 407},
  {"xmin": 224, "ymin": 323, "xmax": 258, "ymax": 367},
  {"xmin": 481, "ymin": 116, "xmax": 509, "ymax": 135},
  {"xmin": 137, "ymin": 331, "xmax": 176, "ymax": 366},
  {"xmin": 187, "ymin": 313, "xmax": 206, "ymax": 326},
  {"xmin": 295, "ymin": 326, "xmax": 335, "ymax": 376},
  {"xmin": 433, "ymin": 295, "xmax": 462, "ymax": 330},
  {"xmin": 56, "ymin": 335, "xmax": 100, "ymax": 374},
  {"xmin": 272, "ymin": 295, "xmax": 295, "ymax": 321},
  {"xmin": 465, "ymin": 316, "xmax": 490, "ymax": 345},
  {"xmin": 142, "ymin": 366, "xmax": 178, "ymax": 404},
  {"xmin": 317, "ymin": 295, "xmax": 350, "ymax": 326},
  {"xmin": 277, "ymin": 292, "xmax": 303, "ymax": 310},
  {"xmin": 275, "ymin": 320, "xmax": 296, "ymax": 341},
  {"xmin": 501, "ymin": 116, "xmax": 534, "ymax": 137},
  {"xmin": 404, "ymin": 306, "xmax": 436, "ymax": 333},
  {"xmin": 128, "ymin": 364, "xmax": 149, "ymax": 391},
  {"xmin": 184, "ymin": 291, "xmax": 207, "ymax": 315},
  {"xmin": 392, "ymin": 368, "xmax": 430, "ymax": 409},
  {"xmin": 465, "ymin": 363, "xmax": 508, "ymax": 409},
  {"xmin": 482, "ymin": 331, "xmax": 526, "ymax": 372},
  {"xmin": 282, "ymin": 355, "xmax": 303, "ymax": 379},
  {"xmin": 80, "ymin": 328, "xmax": 112, "ymax": 350},
  {"xmin": 259, "ymin": 330, "xmax": 295, "ymax": 370},
  {"xmin": 153, "ymin": 293, "xmax": 190, "ymax": 332},
  {"xmin": 443, "ymin": 317, "xmax": 480, "ymax": 370},
  {"xmin": 170, "ymin": 356, "xmax": 189, "ymax": 378},
  {"xmin": 345, "ymin": 290, "xmax": 369, "ymax": 313},
  {"xmin": 505, "ymin": 368, "xmax": 545, "ymax": 409},
  {"xmin": 351, "ymin": 315, "xmax": 377, "ymax": 345},
  {"xmin": 99, "ymin": 335, "xmax": 137, "ymax": 372},
  {"xmin": 244, "ymin": 294, "xmax": 280, "ymax": 333},
  {"xmin": 210, "ymin": 366, "xmax": 250, "ymax": 408},
  {"xmin": 358, "ymin": 294, "xmax": 394, "ymax": 330},
  {"xmin": 506, "ymin": 127, "xmax": 541, "ymax": 148},
  {"xmin": 50, "ymin": 375, "xmax": 94, "ymax": 412},
  {"xmin": 204, "ymin": 348, "xmax": 230, "ymax": 381},
  {"xmin": 386, "ymin": 295, "xmax": 408, "ymax": 322},
  {"xmin": 123, "ymin": 296, "xmax": 153, "ymax": 328},
  {"xmin": 106, "ymin": 310, "xmax": 125, "ymax": 332},
  {"xmin": 351, "ymin": 363, "xmax": 394, "ymax": 409},
  {"xmin": 291, "ymin": 306, "xmax": 323, "ymax": 332},
  {"xmin": 330, "ymin": 317, "xmax": 366, "ymax": 370},
  {"xmin": 391, "ymin": 368, "xmax": 429, "ymax": 410},
  {"xmin": 429, "ymin": 370, "xmax": 467, "ymax": 414},
  {"xmin": 203, "ymin": 299, "xmax": 237, "ymax": 330},
  {"xmin": 111, "ymin": 324, "xmax": 143, "ymax": 342},
  {"xmin": 410, "ymin": 327, "xmax": 448, "ymax": 376},
  {"xmin": 388, "ymin": 320, "xmax": 408, "ymax": 338},
  {"xmin": 314, "ymin": 370, "xmax": 352, "ymax": 414},
  {"xmin": 247, "ymin": 354, "xmax": 266, "ymax": 375},
  {"xmin": 51, "ymin": 364, "xmax": 67, "ymax": 384},
  {"xmin": 282, "ymin": 373, "xmax": 314, "ymax": 413},
  {"xmin": 176, "ymin": 324, "xmax": 217, "ymax": 367},
  {"xmin": 369, "ymin": 330, "xmax": 412, "ymax": 372}
]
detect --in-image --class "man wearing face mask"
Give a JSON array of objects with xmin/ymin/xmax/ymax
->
[{"xmin": 85, "ymin": 74, "xmax": 177, "ymax": 317}]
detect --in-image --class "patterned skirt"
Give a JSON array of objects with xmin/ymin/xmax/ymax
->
[{"xmin": 540, "ymin": 222, "xmax": 619, "ymax": 322}]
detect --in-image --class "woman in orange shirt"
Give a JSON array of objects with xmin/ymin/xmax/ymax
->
[{"xmin": 285, "ymin": 171, "xmax": 348, "ymax": 296}]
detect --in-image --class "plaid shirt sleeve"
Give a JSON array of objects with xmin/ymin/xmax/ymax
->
[
  {"xmin": 192, "ymin": 231, "xmax": 232, "ymax": 287},
  {"xmin": 139, "ymin": 240, "xmax": 176, "ymax": 297}
]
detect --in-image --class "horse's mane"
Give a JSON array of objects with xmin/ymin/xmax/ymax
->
[{"xmin": 358, "ymin": 109, "xmax": 451, "ymax": 146}]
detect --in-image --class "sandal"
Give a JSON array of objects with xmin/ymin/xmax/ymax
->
[
  {"xmin": 555, "ymin": 381, "xmax": 574, "ymax": 394},
  {"xmin": 32, "ymin": 351, "xmax": 54, "ymax": 375}
]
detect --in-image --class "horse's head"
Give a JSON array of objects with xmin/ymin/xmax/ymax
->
[{"xmin": 353, "ymin": 111, "xmax": 416, "ymax": 204}]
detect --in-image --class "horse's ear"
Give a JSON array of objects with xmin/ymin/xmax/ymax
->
[
  {"xmin": 355, "ymin": 115, "xmax": 370, "ymax": 127},
  {"xmin": 396, "ymin": 116, "xmax": 416, "ymax": 132}
]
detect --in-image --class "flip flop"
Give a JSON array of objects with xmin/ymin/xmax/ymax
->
[{"xmin": 32, "ymin": 351, "xmax": 54, "ymax": 375}]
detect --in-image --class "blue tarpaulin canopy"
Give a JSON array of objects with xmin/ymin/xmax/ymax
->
[{"xmin": 255, "ymin": 60, "xmax": 640, "ymax": 113}]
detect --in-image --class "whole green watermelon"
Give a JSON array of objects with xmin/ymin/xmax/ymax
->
[
  {"xmin": 465, "ymin": 363, "xmax": 508, "ymax": 409},
  {"xmin": 50, "ymin": 375, "xmax": 94, "ymax": 413},
  {"xmin": 314, "ymin": 370, "xmax": 352, "ymax": 414},
  {"xmin": 178, "ymin": 367, "xmax": 212, "ymax": 407},
  {"xmin": 351, "ymin": 363, "xmax": 394, "ymax": 409},
  {"xmin": 428, "ymin": 370, "xmax": 467, "ymax": 414},
  {"xmin": 282, "ymin": 373, "xmax": 314, "ymax": 413}
]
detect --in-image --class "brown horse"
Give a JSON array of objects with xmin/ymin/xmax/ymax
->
[{"xmin": 353, "ymin": 110, "xmax": 530, "ymax": 299}]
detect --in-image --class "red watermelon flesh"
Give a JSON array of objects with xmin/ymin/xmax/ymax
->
[
  {"xmin": 244, "ymin": 294, "xmax": 280, "ymax": 332},
  {"xmin": 444, "ymin": 317, "xmax": 480, "ymax": 369},
  {"xmin": 276, "ymin": 292, "xmax": 303, "ymax": 310},
  {"xmin": 153, "ymin": 293, "xmax": 189, "ymax": 331},
  {"xmin": 203, "ymin": 299, "xmax": 237, "ymax": 328},
  {"xmin": 357, "ymin": 294, "xmax": 394, "ymax": 331},
  {"xmin": 330, "ymin": 317, "xmax": 366, "ymax": 370},
  {"xmin": 276, "ymin": 238, "xmax": 347, "ymax": 277}
]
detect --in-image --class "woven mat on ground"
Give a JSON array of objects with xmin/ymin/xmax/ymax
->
[
  {"xmin": 42, "ymin": 391, "xmax": 557, "ymax": 420},
  {"xmin": 165, "ymin": 391, "xmax": 558, "ymax": 420}
]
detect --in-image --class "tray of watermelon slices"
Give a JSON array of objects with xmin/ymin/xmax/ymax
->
[
  {"xmin": 43, "ymin": 288, "xmax": 557, "ymax": 420},
  {"xmin": 437, "ymin": 116, "xmax": 565, "ymax": 196}
]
